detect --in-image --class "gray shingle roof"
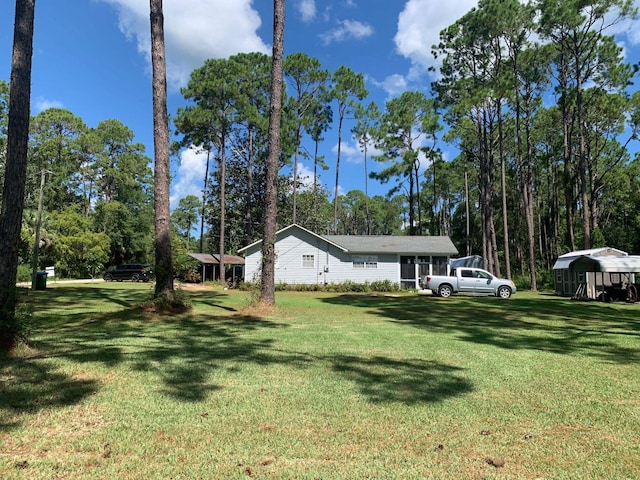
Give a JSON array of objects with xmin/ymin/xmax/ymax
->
[
  {"xmin": 237, "ymin": 224, "xmax": 459, "ymax": 256},
  {"xmin": 324, "ymin": 235, "xmax": 458, "ymax": 255}
]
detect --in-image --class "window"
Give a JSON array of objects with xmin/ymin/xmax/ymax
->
[
  {"xmin": 475, "ymin": 270, "xmax": 492, "ymax": 279},
  {"xmin": 302, "ymin": 255, "xmax": 315, "ymax": 268},
  {"xmin": 432, "ymin": 256, "xmax": 448, "ymax": 275},
  {"xmin": 353, "ymin": 255, "xmax": 378, "ymax": 269}
]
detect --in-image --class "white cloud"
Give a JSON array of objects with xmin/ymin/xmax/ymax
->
[
  {"xmin": 607, "ymin": 0, "xmax": 640, "ymax": 56},
  {"xmin": 320, "ymin": 19, "xmax": 374, "ymax": 45},
  {"xmin": 297, "ymin": 0, "xmax": 316, "ymax": 23},
  {"xmin": 34, "ymin": 97, "xmax": 64, "ymax": 112},
  {"xmin": 336, "ymin": 141, "xmax": 361, "ymax": 164},
  {"xmin": 170, "ymin": 146, "xmax": 208, "ymax": 209},
  {"xmin": 295, "ymin": 162, "xmax": 317, "ymax": 191},
  {"xmin": 371, "ymin": 73, "xmax": 409, "ymax": 98},
  {"xmin": 100, "ymin": 0, "xmax": 269, "ymax": 91},
  {"xmin": 394, "ymin": 0, "xmax": 478, "ymax": 76},
  {"xmin": 334, "ymin": 137, "xmax": 382, "ymax": 166}
]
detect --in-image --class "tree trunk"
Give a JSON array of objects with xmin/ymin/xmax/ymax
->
[
  {"xmin": 218, "ymin": 133, "xmax": 226, "ymax": 283},
  {"xmin": 575, "ymin": 63, "xmax": 591, "ymax": 249},
  {"xmin": 200, "ymin": 144, "xmax": 211, "ymax": 254},
  {"xmin": 524, "ymin": 122, "xmax": 537, "ymax": 291},
  {"xmin": 497, "ymin": 101, "xmax": 511, "ymax": 279},
  {"xmin": 333, "ymin": 105, "xmax": 344, "ymax": 234},
  {"xmin": 243, "ymin": 127, "xmax": 254, "ymax": 246},
  {"xmin": 0, "ymin": 0, "xmax": 36, "ymax": 351},
  {"xmin": 464, "ymin": 160, "xmax": 470, "ymax": 257},
  {"xmin": 293, "ymin": 125, "xmax": 300, "ymax": 224},
  {"xmin": 150, "ymin": 0, "xmax": 174, "ymax": 299},
  {"xmin": 259, "ymin": 0, "xmax": 285, "ymax": 306},
  {"xmin": 363, "ymin": 136, "xmax": 370, "ymax": 235}
]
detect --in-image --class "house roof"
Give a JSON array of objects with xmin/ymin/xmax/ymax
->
[
  {"xmin": 237, "ymin": 223, "xmax": 458, "ymax": 256},
  {"xmin": 237, "ymin": 224, "xmax": 348, "ymax": 254},
  {"xmin": 324, "ymin": 234, "xmax": 458, "ymax": 255},
  {"xmin": 188, "ymin": 253, "xmax": 245, "ymax": 265}
]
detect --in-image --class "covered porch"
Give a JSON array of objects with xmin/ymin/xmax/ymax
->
[{"xmin": 187, "ymin": 253, "xmax": 245, "ymax": 284}]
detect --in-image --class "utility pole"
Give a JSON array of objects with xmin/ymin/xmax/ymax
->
[{"xmin": 31, "ymin": 168, "xmax": 49, "ymax": 289}]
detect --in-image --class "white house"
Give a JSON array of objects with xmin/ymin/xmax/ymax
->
[{"xmin": 237, "ymin": 224, "xmax": 459, "ymax": 289}]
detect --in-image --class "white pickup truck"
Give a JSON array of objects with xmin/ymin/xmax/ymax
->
[{"xmin": 422, "ymin": 267, "xmax": 516, "ymax": 298}]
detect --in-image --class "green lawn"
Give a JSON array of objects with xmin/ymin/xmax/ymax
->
[{"xmin": 1, "ymin": 283, "xmax": 639, "ymax": 479}]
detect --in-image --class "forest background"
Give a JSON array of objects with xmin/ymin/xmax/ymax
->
[{"xmin": 1, "ymin": 0, "xmax": 640, "ymax": 291}]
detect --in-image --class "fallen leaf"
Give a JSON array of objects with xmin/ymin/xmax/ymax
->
[{"xmin": 485, "ymin": 457, "xmax": 505, "ymax": 468}]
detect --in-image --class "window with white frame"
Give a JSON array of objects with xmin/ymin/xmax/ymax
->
[
  {"xmin": 302, "ymin": 254, "xmax": 315, "ymax": 268},
  {"xmin": 352, "ymin": 255, "xmax": 378, "ymax": 269}
]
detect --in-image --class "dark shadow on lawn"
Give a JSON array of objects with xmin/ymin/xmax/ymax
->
[
  {"xmin": 332, "ymin": 355, "xmax": 472, "ymax": 404},
  {"xmin": 0, "ymin": 286, "xmax": 276, "ymax": 431},
  {"xmin": 0, "ymin": 286, "xmax": 479, "ymax": 432},
  {"xmin": 25, "ymin": 284, "xmax": 155, "ymax": 310},
  {"xmin": 0, "ymin": 356, "xmax": 98, "ymax": 431},
  {"xmin": 321, "ymin": 294, "xmax": 640, "ymax": 365}
]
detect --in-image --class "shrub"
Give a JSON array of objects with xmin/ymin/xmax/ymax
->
[
  {"xmin": 240, "ymin": 280, "xmax": 401, "ymax": 294},
  {"xmin": 17, "ymin": 264, "xmax": 32, "ymax": 283},
  {"xmin": 369, "ymin": 280, "xmax": 400, "ymax": 292}
]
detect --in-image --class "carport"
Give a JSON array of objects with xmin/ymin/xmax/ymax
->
[
  {"xmin": 566, "ymin": 255, "xmax": 640, "ymax": 302},
  {"xmin": 187, "ymin": 253, "xmax": 245, "ymax": 284}
]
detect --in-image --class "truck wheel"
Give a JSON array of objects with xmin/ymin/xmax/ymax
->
[
  {"xmin": 104, "ymin": 273, "xmax": 113, "ymax": 282},
  {"xmin": 131, "ymin": 273, "xmax": 140, "ymax": 282},
  {"xmin": 438, "ymin": 284, "xmax": 453, "ymax": 298},
  {"xmin": 497, "ymin": 286, "xmax": 512, "ymax": 298}
]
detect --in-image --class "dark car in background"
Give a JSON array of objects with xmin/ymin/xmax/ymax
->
[{"xmin": 103, "ymin": 264, "xmax": 154, "ymax": 282}]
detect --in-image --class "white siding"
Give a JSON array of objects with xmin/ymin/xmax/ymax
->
[
  {"xmin": 272, "ymin": 229, "xmax": 330, "ymax": 284},
  {"xmin": 243, "ymin": 228, "xmax": 342, "ymax": 285},
  {"xmin": 241, "ymin": 225, "xmax": 451, "ymax": 287},
  {"xmin": 323, "ymin": 251, "xmax": 398, "ymax": 284}
]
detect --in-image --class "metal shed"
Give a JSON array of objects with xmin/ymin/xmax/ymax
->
[{"xmin": 553, "ymin": 249, "xmax": 640, "ymax": 301}]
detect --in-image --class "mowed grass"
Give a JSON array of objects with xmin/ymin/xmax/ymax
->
[{"xmin": 1, "ymin": 283, "xmax": 639, "ymax": 479}]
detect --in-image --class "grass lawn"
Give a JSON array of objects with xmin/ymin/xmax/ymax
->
[{"xmin": 1, "ymin": 282, "xmax": 639, "ymax": 479}]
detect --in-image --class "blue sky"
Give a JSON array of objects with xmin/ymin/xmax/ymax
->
[{"xmin": 2, "ymin": 0, "xmax": 640, "ymax": 209}]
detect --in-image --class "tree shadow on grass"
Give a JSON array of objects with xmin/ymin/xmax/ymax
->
[
  {"xmin": 321, "ymin": 294, "xmax": 640, "ymax": 365},
  {"xmin": 0, "ymin": 286, "xmax": 283, "ymax": 431},
  {"xmin": 332, "ymin": 355, "xmax": 473, "ymax": 404},
  {"xmin": 24, "ymin": 284, "xmax": 156, "ymax": 311},
  {"xmin": 0, "ymin": 357, "xmax": 98, "ymax": 431},
  {"xmin": 1, "ymin": 286, "xmax": 483, "ymax": 432}
]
